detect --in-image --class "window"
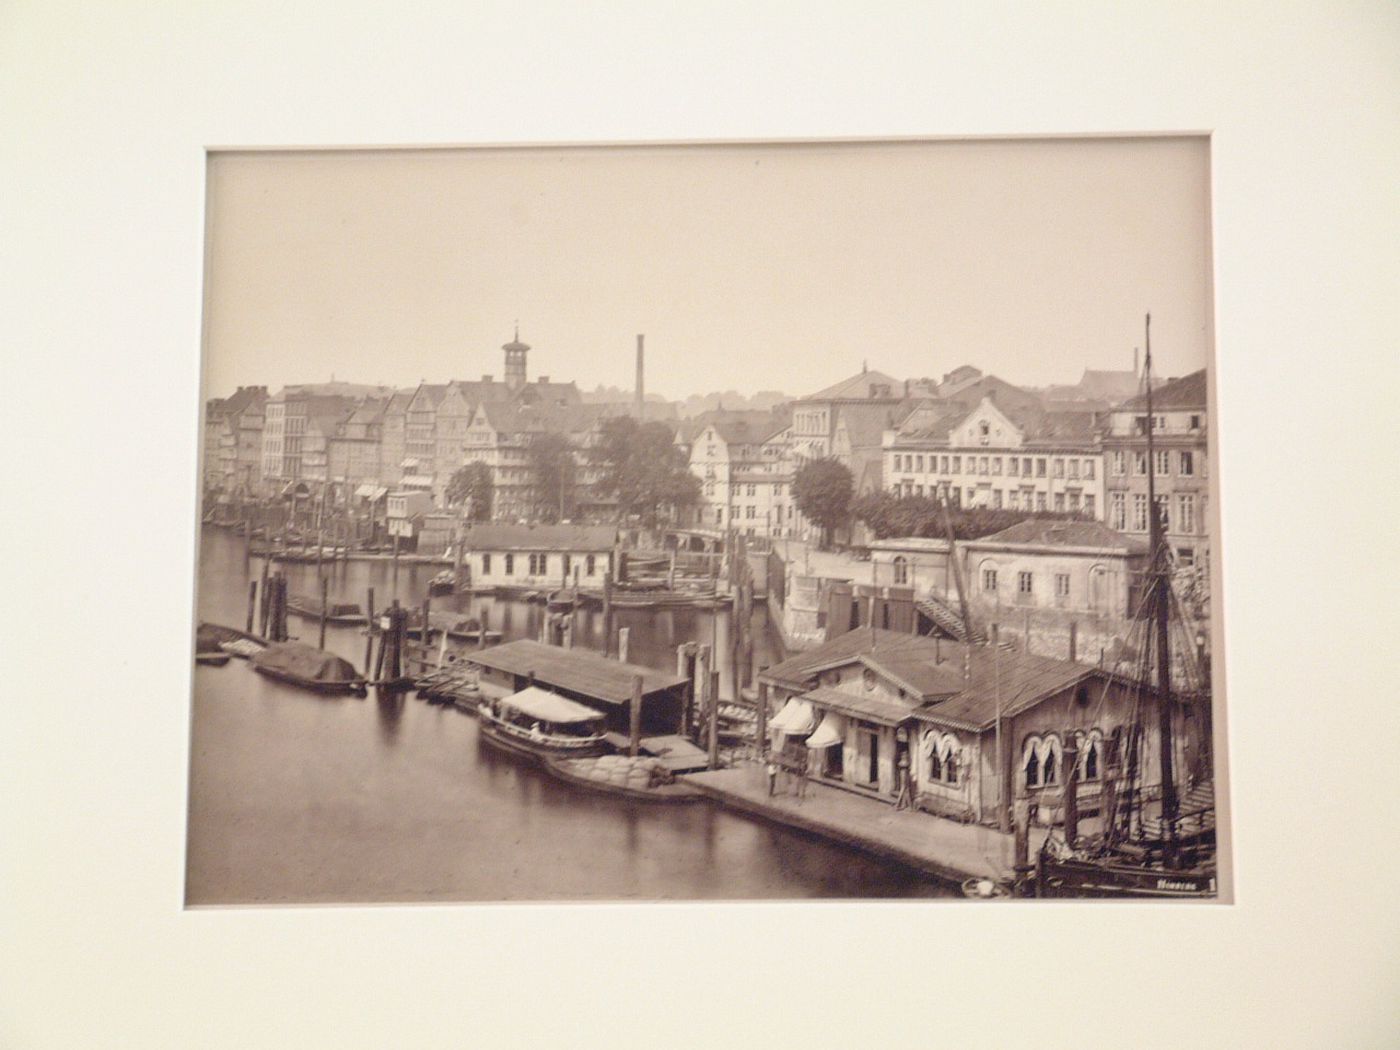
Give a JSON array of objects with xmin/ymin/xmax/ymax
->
[
  {"xmin": 991, "ymin": 489, "xmax": 1003, "ymax": 509},
  {"xmin": 1189, "ymin": 414, "xmax": 1201, "ymax": 430},
  {"xmin": 1155, "ymin": 450, "xmax": 1171, "ymax": 476},
  {"xmin": 982, "ymin": 567, "xmax": 997, "ymax": 592},
  {"xmin": 1008, "ymin": 457, "xmax": 1019, "ymax": 477},
  {"xmin": 1067, "ymin": 459, "xmax": 1079, "ymax": 480},
  {"xmin": 952, "ymin": 455, "xmax": 961, "ymax": 474},
  {"xmin": 1134, "ymin": 452, "xmax": 1148, "ymax": 476},
  {"xmin": 1024, "ymin": 750, "xmax": 1041, "ymax": 789},
  {"xmin": 562, "ymin": 553, "xmax": 571, "ymax": 577},
  {"xmin": 745, "ymin": 506, "xmax": 755, "ymax": 519},
  {"xmin": 747, "ymin": 484, "xmax": 757, "ymax": 497},
  {"xmin": 1110, "ymin": 492, "xmax": 1126, "ymax": 530},
  {"xmin": 481, "ymin": 553, "xmax": 492, "ymax": 575},
  {"xmin": 978, "ymin": 420, "xmax": 990, "ymax": 445},
  {"xmin": 527, "ymin": 552, "xmax": 546, "ymax": 575},
  {"xmin": 893, "ymin": 556, "xmax": 909, "ymax": 585},
  {"xmin": 979, "ymin": 456, "xmax": 989, "ymax": 475},
  {"xmin": 1055, "ymin": 573, "xmax": 1070, "ymax": 598},
  {"xmin": 1084, "ymin": 493, "xmax": 1096, "ymax": 517},
  {"xmin": 1084, "ymin": 459, "xmax": 1095, "ymax": 479},
  {"xmin": 915, "ymin": 455, "xmax": 924, "ymax": 473},
  {"xmin": 1177, "ymin": 547, "xmax": 1195, "ymax": 567},
  {"xmin": 585, "ymin": 553, "xmax": 596, "ymax": 576},
  {"xmin": 992, "ymin": 456, "xmax": 1002, "ymax": 475},
  {"xmin": 1112, "ymin": 450, "xmax": 1125, "ymax": 476},
  {"xmin": 1067, "ymin": 491, "xmax": 1080, "ymax": 512},
  {"xmin": 928, "ymin": 748, "xmax": 942, "ymax": 781},
  {"xmin": 1035, "ymin": 492, "xmax": 1047, "ymax": 512},
  {"xmin": 1053, "ymin": 458, "xmax": 1064, "ymax": 479},
  {"xmin": 504, "ymin": 553, "xmax": 514, "ymax": 575},
  {"xmin": 1018, "ymin": 571, "xmax": 1033, "ymax": 595},
  {"xmin": 1007, "ymin": 490, "xmax": 1020, "ymax": 510},
  {"xmin": 1036, "ymin": 458, "xmax": 1047, "ymax": 478},
  {"xmin": 1132, "ymin": 494, "xmax": 1149, "ymax": 532},
  {"xmin": 1023, "ymin": 457, "xmax": 1032, "ymax": 477},
  {"xmin": 1177, "ymin": 493, "xmax": 1196, "ymax": 534},
  {"xmin": 1180, "ymin": 451, "xmax": 1194, "ymax": 476},
  {"xmin": 1054, "ymin": 492, "xmax": 1065, "ymax": 512},
  {"xmin": 944, "ymin": 750, "xmax": 958, "ymax": 785},
  {"xmin": 1154, "ymin": 494, "xmax": 1169, "ymax": 531},
  {"xmin": 1084, "ymin": 738, "xmax": 1100, "ymax": 781},
  {"xmin": 940, "ymin": 455, "xmax": 950, "ymax": 473}
]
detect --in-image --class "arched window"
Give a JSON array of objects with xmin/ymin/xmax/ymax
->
[
  {"xmin": 893, "ymin": 556, "xmax": 909, "ymax": 585},
  {"xmin": 944, "ymin": 749, "xmax": 958, "ymax": 785},
  {"xmin": 1024, "ymin": 749, "xmax": 1040, "ymax": 789},
  {"xmin": 1041, "ymin": 737, "xmax": 1060, "ymax": 785},
  {"xmin": 928, "ymin": 748, "xmax": 942, "ymax": 781},
  {"xmin": 1084, "ymin": 739, "xmax": 1099, "ymax": 781}
]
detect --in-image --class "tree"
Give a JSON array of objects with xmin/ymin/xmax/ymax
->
[
  {"xmin": 850, "ymin": 490, "xmax": 1087, "ymax": 541},
  {"xmin": 527, "ymin": 432, "xmax": 577, "ymax": 523},
  {"xmin": 792, "ymin": 457, "xmax": 854, "ymax": 550},
  {"xmin": 592, "ymin": 416, "xmax": 702, "ymax": 527},
  {"xmin": 445, "ymin": 462, "xmax": 493, "ymax": 521}
]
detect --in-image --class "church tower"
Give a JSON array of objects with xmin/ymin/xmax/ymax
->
[{"xmin": 502, "ymin": 324, "xmax": 529, "ymax": 390}]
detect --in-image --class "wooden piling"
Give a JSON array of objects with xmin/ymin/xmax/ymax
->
[
  {"xmin": 602, "ymin": 571, "xmax": 613, "ymax": 657},
  {"xmin": 757, "ymin": 677, "xmax": 770, "ymax": 756},
  {"xmin": 246, "ymin": 579, "xmax": 257, "ymax": 634},
  {"xmin": 693, "ymin": 644, "xmax": 711, "ymax": 748},
  {"xmin": 1069, "ymin": 620, "xmax": 1078, "ymax": 663},
  {"xmin": 707, "ymin": 665, "xmax": 721, "ymax": 769},
  {"xmin": 364, "ymin": 587, "xmax": 376, "ymax": 671},
  {"xmin": 478, "ymin": 606, "xmax": 489, "ymax": 650},
  {"xmin": 1013, "ymin": 798, "xmax": 1031, "ymax": 872},
  {"xmin": 1063, "ymin": 738, "xmax": 1080, "ymax": 845},
  {"xmin": 319, "ymin": 574, "xmax": 329, "ymax": 650},
  {"xmin": 629, "ymin": 674, "xmax": 643, "ymax": 757},
  {"xmin": 258, "ymin": 555, "xmax": 272, "ymax": 635},
  {"xmin": 618, "ymin": 626, "xmax": 630, "ymax": 665}
]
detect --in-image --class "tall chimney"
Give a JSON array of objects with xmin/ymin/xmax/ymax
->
[
  {"xmin": 1133, "ymin": 347, "xmax": 1140, "ymax": 376},
  {"xmin": 635, "ymin": 334, "xmax": 645, "ymax": 421}
]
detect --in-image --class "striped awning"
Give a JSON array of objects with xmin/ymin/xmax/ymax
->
[
  {"xmin": 769, "ymin": 698, "xmax": 816, "ymax": 736},
  {"xmin": 805, "ymin": 712, "xmax": 844, "ymax": 749},
  {"xmin": 402, "ymin": 474, "xmax": 434, "ymax": 488}
]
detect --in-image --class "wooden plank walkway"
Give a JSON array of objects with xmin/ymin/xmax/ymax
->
[{"xmin": 684, "ymin": 766, "xmax": 1048, "ymax": 886}]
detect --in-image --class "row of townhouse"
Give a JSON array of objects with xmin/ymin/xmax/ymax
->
[{"xmin": 881, "ymin": 369, "xmax": 1211, "ymax": 577}]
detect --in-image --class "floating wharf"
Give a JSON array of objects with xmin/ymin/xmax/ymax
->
[{"xmin": 683, "ymin": 766, "xmax": 1049, "ymax": 886}]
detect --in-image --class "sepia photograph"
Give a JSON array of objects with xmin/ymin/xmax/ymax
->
[{"xmin": 189, "ymin": 136, "xmax": 1226, "ymax": 904}]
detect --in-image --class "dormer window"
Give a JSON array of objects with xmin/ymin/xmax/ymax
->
[{"xmin": 978, "ymin": 421, "xmax": 990, "ymax": 446}]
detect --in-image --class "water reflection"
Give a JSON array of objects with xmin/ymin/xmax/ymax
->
[{"xmin": 187, "ymin": 528, "xmax": 952, "ymax": 902}]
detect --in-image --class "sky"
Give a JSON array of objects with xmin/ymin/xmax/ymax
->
[{"xmin": 201, "ymin": 136, "xmax": 1212, "ymax": 400}]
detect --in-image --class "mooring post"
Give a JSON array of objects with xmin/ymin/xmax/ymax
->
[
  {"xmin": 258, "ymin": 556, "xmax": 271, "ymax": 635},
  {"xmin": 364, "ymin": 586, "xmax": 376, "ymax": 671},
  {"xmin": 478, "ymin": 606, "xmax": 489, "ymax": 650},
  {"xmin": 1063, "ymin": 737, "xmax": 1080, "ymax": 846},
  {"xmin": 693, "ymin": 644, "xmax": 711, "ymax": 748},
  {"xmin": 1013, "ymin": 798, "xmax": 1031, "ymax": 874},
  {"xmin": 618, "ymin": 626, "xmax": 630, "ymax": 665},
  {"xmin": 1069, "ymin": 620, "xmax": 1078, "ymax": 663},
  {"xmin": 629, "ymin": 674, "xmax": 643, "ymax": 757},
  {"xmin": 757, "ymin": 675, "xmax": 770, "ymax": 757},
  {"xmin": 602, "ymin": 570, "xmax": 613, "ymax": 658},
  {"xmin": 246, "ymin": 579, "xmax": 257, "ymax": 634},
  {"xmin": 707, "ymin": 663, "xmax": 721, "ymax": 770},
  {"xmin": 319, "ymin": 575, "xmax": 329, "ymax": 649}
]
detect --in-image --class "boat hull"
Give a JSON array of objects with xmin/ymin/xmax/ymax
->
[
  {"xmin": 1034, "ymin": 855, "xmax": 1217, "ymax": 899},
  {"xmin": 543, "ymin": 757, "xmax": 704, "ymax": 803},
  {"xmin": 251, "ymin": 663, "xmax": 367, "ymax": 695}
]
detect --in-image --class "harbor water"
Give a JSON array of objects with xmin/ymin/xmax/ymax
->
[{"xmin": 186, "ymin": 528, "xmax": 953, "ymax": 902}]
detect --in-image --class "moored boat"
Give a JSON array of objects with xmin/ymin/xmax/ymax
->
[
  {"xmin": 196, "ymin": 621, "xmax": 269, "ymax": 662},
  {"xmin": 428, "ymin": 570, "xmax": 457, "ymax": 596},
  {"xmin": 543, "ymin": 754, "xmax": 705, "ymax": 803},
  {"xmin": 286, "ymin": 596, "xmax": 367, "ymax": 625},
  {"xmin": 477, "ymin": 687, "xmax": 608, "ymax": 759},
  {"xmin": 251, "ymin": 641, "xmax": 368, "ymax": 695}
]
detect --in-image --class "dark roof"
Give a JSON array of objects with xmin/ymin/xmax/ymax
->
[
  {"xmin": 690, "ymin": 410, "xmax": 787, "ymax": 447},
  {"xmin": 802, "ymin": 370, "xmax": 901, "ymax": 402},
  {"xmin": 761, "ymin": 626, "xmax": 1102, "ymax": 734},
  {"xmin": 972, "ymin": 519, "xmax": 1145, "ymax": 552},
  {"xmin": 802, "ymin": 686, "xmax": 916, "ymax": 726},
  {"xmin": 835, "ymin": 402, "xmax": 907, "ymax": 450},
  {"xmin": 463, "ymin": 639, "xmax": 686, "ymax": 704},
  {"xmin": 859, "ymin": 650, "xmax": 965, "ymax": 699},
  {"xmin": 1119, "ymin": 369, "xmax": 1207, "ymax": 411},
  {"xmin": 461, "ymin": 523, "xmax": 617, "ymax": 551}
]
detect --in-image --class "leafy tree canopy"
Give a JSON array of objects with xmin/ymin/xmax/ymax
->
[
  {"xmin": 445, "ymin": 462, "xmax": 493, "ymax": 521},
  {"xmin": 850, "ymin": 491, "xmax": 1087, "ymax": 542},
  {"xmin": 527, "ymin": 432, "xmax": 577, "ymax": 523},
  {"xmin": 592, "ymin": 416, "xmax": 701, "ymax": 526},
  {"xmin": 792, "ymin": 458, "xmax": 854, "ymax": 546}
]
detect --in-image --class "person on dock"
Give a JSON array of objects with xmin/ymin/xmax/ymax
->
[{"xmin": 766, "ymin": 758, "xmax": 778, "ymax": 797}]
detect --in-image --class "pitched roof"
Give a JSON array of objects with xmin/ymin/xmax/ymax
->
[
  {"xmin": 1076, "ymin": 369, "xmax": 1143, "ymax": 402},
  {"xmin": 802, "ymin": 369, "xmax": 901, "ymax": 402},
  {"xmin": 972, "ymin": 519, "xmax": 1145, "ymax": 552},
  {"xmin": 761, "ymin": 627, "xmax": 1103, "ymax": 733},
  {"xmin": 463, "ymin": 639, "xmax": 686, "ymax": 704},
  {"xmin": 1119, "ymin": 369, "xmax": 1207, "ymax": 411},
  {"xmin": 460, "ymin": 523, "xmax": 618, "ymax": 551},
  {"xmin": 802, "ymin": 686, "xmax": 917, "ymax": 726}
]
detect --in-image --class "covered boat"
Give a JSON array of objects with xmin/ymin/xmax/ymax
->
[
  {"xmin": 251, "ymin": 641, "xmax": 367, "ymax": 695},
  {"xmin": 478, "ymin": 686, "xmax": 607, "ymax": 759},
  {"xmin": 286, "ymin": 596, "xmax": 366, "ymax": 625}
]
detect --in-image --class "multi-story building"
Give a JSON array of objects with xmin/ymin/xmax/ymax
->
[
  {"xmin": 214, "ymin": 386, "xmax": 268, "ymax": 495},
  {"xmin": 327, "ymin": 397, "xmax": 386, "ymax": 500},
  {"xmin": 1101, "ymin": 369, "xmax": 1210, "ymax": 606},
  {"xmin": 259, "ymin": 388, "xmax": 358, "ymax": 491},
  {"xmin": 687, "ymin": 410, "xmax": 786, "ymax": 533},
  {"xmin": 462, "ymin": 400, "xmax": 610, "ymax": 521},
  {"xmin": 884, "ymin": 394, "xmax": 1104, "ymax": 518},
  {"xmin": 790, "ymin": 368, "xmax": 901, "ymax": 463}
]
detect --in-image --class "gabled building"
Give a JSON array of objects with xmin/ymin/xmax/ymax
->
[
  {"xmin": 1101, "ymin": 369, "xmax": 1210, "ymax": 612},
  {"xmin": 459, "ymin": 523, "xmax": 617, "ymax": 590},
  {"xmin": 685, "ymin": 409, "xmax": 792, "ymax": 536},
  {"xmin": 214, "ymin": 386, "xmax": 269, "ymax": 496},
  {"xmin": 760, "ymin": 628, "xmax": 1204, "ymax": 827},
  {"xmin": 791, "ymin": 367, "xmax": 902, "ymax": 462},
  {"xmin": 884, "ymin": 393, "xmax": 1104, "ymax": 518}
]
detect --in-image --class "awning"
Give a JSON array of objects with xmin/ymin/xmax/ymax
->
[
  {"xmin": 354, "ymin": 484, "xmax": 388, "ymax": 501},
  {"xmin": 805, "ymin": 712, "xmax": 844, "ymax": 749},
  {"xmin": 400, "ymin": 458, "xmax": 420, "ymax": 469},
  {"xmin": 402, "ymin": 474, "xmax": 435, "ymax": 488},
  {"xmin": 500, "ymin": 687, "xmax": 606, "ymax": 725},
  {"xmin": 769, "ymin": 698, "xmax": 816, "ymax": 736}
]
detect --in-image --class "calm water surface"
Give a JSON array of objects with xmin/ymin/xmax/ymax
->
[{"xmin": 186, "ymin": 528, "xmax": 952, "ymax": 903}]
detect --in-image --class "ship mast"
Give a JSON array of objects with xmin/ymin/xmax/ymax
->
[{"xmin": 1144, "ymin": 313, "xmax": 1180, "ymax": 867}]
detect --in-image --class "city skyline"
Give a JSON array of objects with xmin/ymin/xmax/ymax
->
[{"xmin": 201, "ymin": 137, "xmax": 1212, "ymax": 400}]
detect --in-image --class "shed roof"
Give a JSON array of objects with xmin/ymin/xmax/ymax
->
[
  {"xmin": 971, "ymin": 519, "xmax": 1144, "ymax": 552},
  {"xmin": 464, "ymin": 639, "xmax": 686, "ymax": 704},
  {"xmin": 802, "ymin": 686, "xmax": 917, "ymax": 726},
  {"xmin": 500, "ymin": 686, "xmax": 606, "ymax": 724},
  {"xmin": 461, "ymin": 523, "xmax": 617, "ymax": 551}
]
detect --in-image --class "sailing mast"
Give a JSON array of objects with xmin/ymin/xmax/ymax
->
[{"xmin": 1144, "ymin": 313, "xmax": 1180, "ymax": 868}]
